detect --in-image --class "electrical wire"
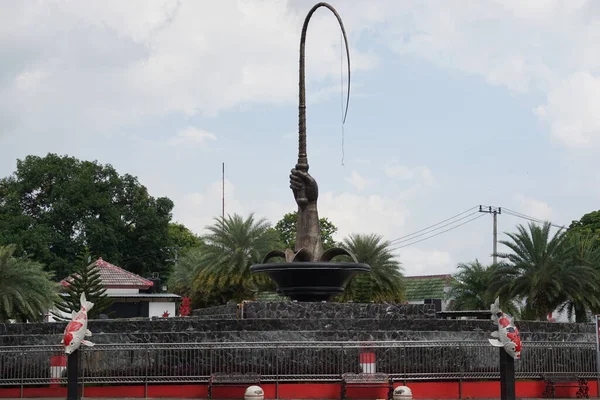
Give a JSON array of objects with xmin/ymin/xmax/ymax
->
[
  {"xmin": 388, "ymin": 206, "xmax": 479, "ymax": 244},
  {"xmin": 502, "ymin": 208, "xmax": 566, "ymax": 229},
  {"xmin": 390, "ymin": 213, "xmax": 486, "ymax": 250},
  {"xmin": 390, "ymin": 211, "xmax": 481, "ymax": 245}
]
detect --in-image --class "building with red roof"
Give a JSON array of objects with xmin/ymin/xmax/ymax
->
[{"xmin": 50, "ymin": 258, "xmax": 180, "ymax": 321}]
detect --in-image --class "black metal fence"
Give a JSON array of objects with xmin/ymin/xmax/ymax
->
[{"xmin": 0, "ymin": 340, "xmax": 596, "ymax": 387}]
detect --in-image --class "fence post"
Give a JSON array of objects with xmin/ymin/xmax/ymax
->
[
  {"xmin": 402, "ymin": 343, "xmax": 406, "ymax": 386},
  {"xmin": 209, "ymin": 343, "xmax": 214, "ymax": 376},
  {"xmin": 458, "ymin": 342, "xmax": 463, "ymax": 400},
  {"xmin": 81, "ymin": 351, "xmax": 84, "ymax": 399},
  {"xmin": 145, "ymin": 348, "xmax": 150, "ymax": 399},
  {"xmin": 595, "ymin": 316, "xmax": 600, "ymax": 397},
  {"xmin": 340, "ymin": 343, "xmax": 344, "ymax": 378},
  {"xmin": 275, "ymin": 344, "xmax": 279, "ymax": 400},
  {"xmin": 20, "ymin": 351, "xmax": 25, "ymax": 399}
]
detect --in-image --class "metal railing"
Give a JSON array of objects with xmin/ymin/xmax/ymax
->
[{"xmin": 0, "ymin": 340, "xmax": 596, "ymax": 387}]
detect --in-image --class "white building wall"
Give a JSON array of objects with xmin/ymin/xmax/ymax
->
[
  {"xmin": 149, "ymin": 302, "xmax": 176, "ymax": 318},
  {"xmin": 46, "ymin": 307, "xmax": 71, "ymax": 323},
  {"xmin": 105, "ymin": 288, "xmax": 139, "ymax": 294}
]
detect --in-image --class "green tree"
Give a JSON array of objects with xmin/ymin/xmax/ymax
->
[
  {"xmin": 168, "ymin": 246, "xmax": 203, "ymax": 299},
  {"xmin": 274, "ymin": 211, "xmax": 338, "ymax": 250},
  {"xmin": 167, "ymin": 223, "xmax": 202, "ymax": 250},
  {"xmin": 491, "ymin": 222, "xmax": 600, "ymax": 321},
  {"xmin": 191, "ymin": 214, "xmax": 279, "ymax": 304},
  {"xmin": 0, "ymin": 153, "xmax": 174, "ymax": 278},
  {"xmin": 52, "ymin": 251, "xmax": 112, "ymax": 320},
  {"xmin": 448, "ymin": 260, "xmax": 519, "ymax": 316},
  {"xmin": 0, "ymin": 244, "xmax": 60, "ymax": 322},
  {"xmin": 569, "ymin": 210, "xmax": 600, "ymax": 238},
  {"xmin": 336, "ymin": 233, "xmax": 404, "ymax": 303},
  {"xmin": 556, "ymin": 233, "xmax": 600, "ymax": 322}
]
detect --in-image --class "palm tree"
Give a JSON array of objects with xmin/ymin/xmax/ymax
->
[
  {"xmin": 192, "ymin": 214, "xmax": 279, "ymax": 304},
  {"xmin": 556, "ymin": 233, "xmax": 600, "ymax": 322},
  {"xmin": 0, "ymin": 244, "xmax": 60, "ymax": 322},
  {"xmin": 338, "ymin": 233, "xmax": 404, "ymax": 303},
  {"xmin": 491, "ymin": 222, "xmax": 600, "ymax": 321},
  {"xmin": 167, "ymin": 247, "xmax": 204, "ymax": 299},
  {"xmin": 447, "ymin": 260, "xmax": 519, "ymax": 316}
]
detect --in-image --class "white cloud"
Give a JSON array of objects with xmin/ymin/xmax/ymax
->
[
  {"xmin": 512, "ymin": 193, "xmax": 554, "ymax": 222},
  {"xmin": 535, "ymin": 72, "xmax": 600, "ymax": 147},
  {"xmin": 381, "ymin": 0, "xmax": 600, "ymax": 148},
  {"xmin": 345, "ymin": 170, "xmax": 372, "ymax": 191},
  {"xmin": 384, "ymin": 164, "xmax": 435, "ymax": 198},
  {"xmin": 318, "ymin": 191, "xmax": 410, "ymax": 239},
  {"xmin": 168, "ymin": 126, "xmax": 216, "ymax": 147},
  {"xmin": 398, "ymin": 247, "xmax": 454, "ymax": 277},
  {"xmin": 0, "ymin": 0, "xmax": 380, "ymax": 142},
  {"xmin": 385, "ymin": 165, "xmax": 434, "ymax": 183},
  {"xmin": 173, "ymin": 179, "xmax": 243, "ymax": 235}
]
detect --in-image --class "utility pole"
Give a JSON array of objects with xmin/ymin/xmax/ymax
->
[{"xmin": 479, "ymin": 205, "xmax": 502, "ymax": 264}]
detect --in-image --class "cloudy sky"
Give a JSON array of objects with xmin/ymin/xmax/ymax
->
[{"xmin": 2, "ymin": 0, "xmax": 600, "ymax": 276}]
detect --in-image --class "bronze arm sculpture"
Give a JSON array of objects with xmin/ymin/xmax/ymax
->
[
  {"xmin": 251, "ymin": 2, "xmax": 369, "ymax": 302},
  {"xmin": 262, "ymin": 2, "xmax": 356, "ymax": 264}
]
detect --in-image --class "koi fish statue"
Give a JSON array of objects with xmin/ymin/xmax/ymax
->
[
  {"xmin": 61, "ymin": 293, "xmax": 95, "ymax": 355},
  {"xmin": 488, "ymin": 297, "xmax": 522, "ymax": 360}
]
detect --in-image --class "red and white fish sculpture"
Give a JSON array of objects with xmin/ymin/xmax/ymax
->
[
  {"xmin": 61, "ymin": 293, "xmax": 95, "ymax": 355},
  {"xmin": 488, "ymin": 297, "xmax": 522, "ymax": 360}
]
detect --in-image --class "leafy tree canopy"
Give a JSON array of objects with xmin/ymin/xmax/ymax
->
[
  {"xmin": 274, "ymin": 211, "xmax": 338, "ymax": 250},
  {"xmin": 0, "ymin": 153, "xmax": 174, "ymax": 279},
  {"xmin": 568, "ymin": 210, "xmax": 600, "ymax": 248},
  {"xmin": 167, "ymin": 223, "xmax": 202, "ymax": 250}
]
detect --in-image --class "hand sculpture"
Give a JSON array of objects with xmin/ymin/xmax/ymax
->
[
  {"xmin": 261, "ymin": 163, "xmax": 358, "ymax": 264},
  {"xmin": 290, "ymin": 164, "xmax": 318, "ymax": 209}
]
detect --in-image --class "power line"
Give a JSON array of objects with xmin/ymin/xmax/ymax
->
[
  {"xmin": 390, "ymin": 213, "xmax": 486, "ymax": 251},
  {"xmin": 390, "ymin": 211, "xmax": 480, "ymax": 245},
  {"xmin": 502, "ymin": 208, "xmax": 566, "ymax": 229},
  {"xmin": 389, "ymin": 206, "xmax": 479, "ymax": 244},
  {"xmin": 386, "ymin": 204, "xmax": 567, "ymax": 252}
]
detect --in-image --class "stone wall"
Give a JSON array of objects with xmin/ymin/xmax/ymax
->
[
  {"xmin": 0, "ymin": 317, "xmax": 594, "ymax": 346},
  {"xmin": 0, "ymin": 327, "xmax": 594, "ymax": 347},
  {"xmin": 193, "ymin": 302, "xmax": 437, "ymax": 320},
  {"xmin": 0, "ymin": 302, "xmax": 595, "ymax": 347}
]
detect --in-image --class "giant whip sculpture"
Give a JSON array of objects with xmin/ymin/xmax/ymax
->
[{"xmin": 250, "ymin": 2, "xmax": 370, "ymax": 302}]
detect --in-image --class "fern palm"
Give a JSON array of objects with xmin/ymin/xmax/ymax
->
[
  {"xmin": 168, "ymin": 247, "xmax": 204, "ymax": 298},
  {"xmin": 0, "ymin": 244, "xmax": 60, "ymax": 322},
  {"xmin": 448, "ymin": 260, "xmax": 519, "ymax": 316},
  {"xmin": 556, "ymin": 233, "xmax": 600, "ymax": 322},
  {"xmin": 192, "ymin": 214, "xmax": 279, "ymax": 303},
  {"xmin": 338, "ymin": 233, "xmax": 404, "ymax": 303},
  {"xmin": 492, "ymin": 222, "xmax": 600, "ymax": 321}
]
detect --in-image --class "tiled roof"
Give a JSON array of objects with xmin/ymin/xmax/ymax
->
[
  {"xmin": 404, "ymin": 274, "xmax": 453, "ymax": 301},
  {"xmin": 60, "ymin": 258, "xmax": 154, "ymax": 289}
]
